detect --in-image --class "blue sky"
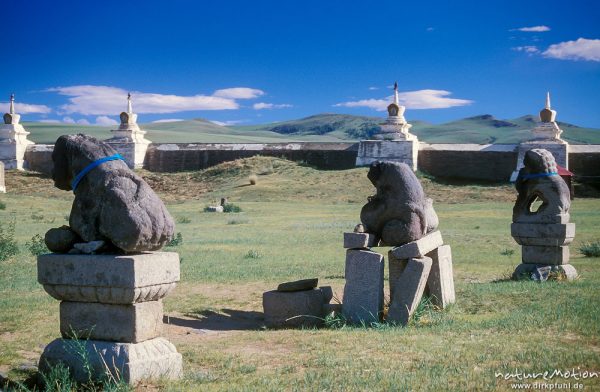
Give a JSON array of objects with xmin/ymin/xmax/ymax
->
[{"xmin": 1, "ymin": 0, "xmax": 599, "ymax": 127}]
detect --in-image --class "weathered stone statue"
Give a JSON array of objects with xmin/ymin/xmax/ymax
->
[
  {"xmin": 38, "ymin": 134, "xmax": 182, "ymax": 385},
  {"xmin": 360, "ymin": 161, "xmax": 438, "ymax": 246},
  {"xmin": 45, "ymin": 134, "xmax": 174, "ymax": 253},
  {"xmin": 513, "ymin": 148, "xmax": 570, "ymax": 224},
  {"xmin": 510, "ymin": 148, "xmax": 577, "ymax": 281}
]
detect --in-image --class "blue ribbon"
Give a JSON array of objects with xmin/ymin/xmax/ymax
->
[
  {"xmin": 520, "ymin": 172, "xmax": 558, "ymax": 180},
  {"xmin": 71, "ymin": 153, "xmax": 124, "ymax": 191}
]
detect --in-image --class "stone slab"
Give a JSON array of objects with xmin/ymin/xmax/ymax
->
[
  {"xmin": 512, "ymin": 263, "xmax": 577, "ymax": 281},
  {"xmin": 38, "ymin": 252, "xmax": 180, "ymax": 304},
  {"xmin": 388, "ymin": 251, "xmax": 408, "ymax": 301},
  {"xmin": 342, "ymin": 250, "xmax": 384, "ymax": 324},
  {"xmin": 277, "ymin": 278, "xmax": 318, "ymax": 292},
  {"xmin": 39, "ymin": 337, "xmax": 182, "ymax": 385},
  {"xmin": 343, "ymin": 232, "xmax": 378, "ymax": 249},
  {"xmin": 425, "ymin": 245, "xmax": 456, "ymax": 308},
  {"xmin": 60, "ymin": 301, "xmax": 163, "ymax": 343},
  {"xmin": 387, "ymin": 257, "xmax": 432, "ymax": 325},
  {"xmin": 511, "ymin": 223, "xmax": 575, "ymax": 246},
  {"xmin": 389, "ymin": 231, "xmax": 443, "ymax": 259},
  {"xmin": 0, "ymin": 161, "xmax": 5, "ymax": 193},
  {"xmin": 263, "ymin": 288, "xmax": 330, "ymax": 328},
  {"xmin": 522, "ymin": 245, "xmax": 570, "ymax": 265}
]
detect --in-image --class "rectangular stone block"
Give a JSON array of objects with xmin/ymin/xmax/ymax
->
[
  {"xmin": 39, "ymin": 337, "xmax": 182, "ymax": 385},
  {"xmin": 390, "ymin": 231, "xmax": 443, "ymax": 259},
  {"xmin": 355, "ymin": 140, "xmax": 419, "ymax": 171},
  {"xmin": 0, "ymin": 161, "xmax": 5, "ymax": 193},
  {"xmin": 387, "ymin": 257, "xmax": 432, "ymax": 325},
  {"xmin": 425, "ymin": 245, "xmax": 455, "ymax": 308},
  {"xmin": 342, "ymin": 249, "xmax": 384, "ymax": 324},
  {"xmin": 343, "ymin": 232, "xmax": 378, "ymax": 249},
  {"xmin": 511, "ymin": 223, "xmax": 575, "ymax": 246},
  {"xmin": 388, "ymin": 250, "xmax": 408, "ymax": 301},
  {"xmin": 38, "ymin": 252, "xmax": 180, "ymax": 304},
  {"xmin": 522, "ymin": 245, "xmax": 570, "ymax": 265},
  {"xmin": 60, "ymin": 300, "xmax": 163, "ymax": 343}
]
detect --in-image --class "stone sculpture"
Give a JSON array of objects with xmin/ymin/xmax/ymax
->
[
  {"xmin": 360, "ymin": 161, "xmax": 438, "ymax": 246},
  {"xmin": 45, "ymin": 134, "xmax": 174, "ymax": 253},
  {"xmin": 511, "ymin": 149, "xmax": 577, "ymax": 281},
  {"xmin": 38, "ymin": 134, "xmax": 182, "ymax": 384},
  {"xmin": 342, "ymin": 162, "xmax": 454, "ymax": 326},
  {"xmin": 513, "ymin": 148, "xmax": 570, "ymax": 224}
]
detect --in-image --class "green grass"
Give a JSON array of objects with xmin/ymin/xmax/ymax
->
[{"xmin": 0, "ymin": 162, "xmax": 599, "ymax": 391}]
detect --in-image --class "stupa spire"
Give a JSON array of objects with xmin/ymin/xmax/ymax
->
[
  {"xmin": 393, "ymin": 82, "xmax": 399, "ymax": 105},
  {"xmin": 127, "ymin": 92, "xmax": 133, "ymax": 114},
  {"xmin": 545, "ymin": 91, "xmax": 551, "ymax": 110},
  {"xmin": 9, "ymin": 93, "xmax": 15, "ymax": 114}
]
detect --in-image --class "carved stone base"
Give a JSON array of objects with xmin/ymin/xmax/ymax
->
[{"xmin": 39, "ymin": 337, "xmax": 182, "ymax": 385}]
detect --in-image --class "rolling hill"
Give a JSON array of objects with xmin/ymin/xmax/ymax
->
[{"xmin": 21, "ymin": 113, "xmax": 600, "ymax": 144}]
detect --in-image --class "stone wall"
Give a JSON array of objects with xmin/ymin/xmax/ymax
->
[
  {"xmin": 143, "ymin": 143, "xmax": 359, "ymax": 172},
  {"xmin": 21, "ymin": 142, "xmax": 600, "ymax": 183}
]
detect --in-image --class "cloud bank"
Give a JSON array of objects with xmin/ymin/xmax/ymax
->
[
  {"xmin": 0, "ymin": 101, "xmax": 51, "ymax": 114},
  {"xmin": 253, "ymin": 102, "xmax": 293, "ymax": 110},
  {"xmin": 335, "ymin": 89, "xmax": 473, "ymax": 111},
  {"xmin": 47, "ymin": 85, "xmax": 266, "ymax": 115},
  {"xmin": 543, "ymin": 38, "xmax": 600, "ymax": 62}
]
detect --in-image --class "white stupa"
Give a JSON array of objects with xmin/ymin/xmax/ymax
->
[
  {"xmin": 0, "ymin": 94, "xmax": 34, "ymax": 170},
  {"xmin": 106, "ymin": 93, "xmax": 151, "ymax": 169},
  {"xmin": 530, "ymin": 92, "xmax": 563, "ymax": 141},
  {"xmin": 374, "ymin": 82, "xmax": 417, "ymax": 141}
]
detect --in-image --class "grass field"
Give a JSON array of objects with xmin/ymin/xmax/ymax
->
[{"xmin": 0, "ymin": 157, "xmax": 599, "ymax": 391}]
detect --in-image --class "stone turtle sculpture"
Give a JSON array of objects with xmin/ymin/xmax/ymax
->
[
  {"xmin": 513, "ymin": 148, "xmax": 570, "ymax": 224},
  {"xmin": 360, "ymin": 161, "xmax": 438, "ymax": 246},
  {"xmin": 45, "ymin": 134, "xmax": 175, "ymax": 253}
]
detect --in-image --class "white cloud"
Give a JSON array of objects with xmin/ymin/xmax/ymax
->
[
  {"xmin": 0, "ymin": 101, "xmax": 51, "ymax": 114},
  {"xmin": 252, "ymin": 102, "xmax": 293, "ymax": 110},
  {"xmin": 47, "ymin": 85, "xmax": 250, "ymax": 115},
  {"xmin": 152, "ymin": 118, "xmax": 184, "ymax": 123},
  {"xmin": 512, "ymin": 25, "xmax": 550, "ymax": 32},
  {"xmin": 77, "ymin": 119, "xmax": 90, "ymax": 125},
  {"xmin": 212, "ymin": 87, "xmax": 264, "ymax": 99},
  {"xmin": 513, "ymin": 45, "xmax": 540, "ymax": 54},
  {"xmin": 368, "ymin": 86, "xmax": 379, "ymax": 91},
  {"xmin": 426, "ymin": 27, "xmax": 435, "ymax": 32},
  {"xmin": 335, "ymin": 89, "xmax": 473, "ymax": 111},
  {"xmin": 210, "ymin": 119, "xmax": 246, "ymax": 126},
  {"xmin": 62, "ymin": 116, "xmax": 76, "ymax": 124},
  {"xmin": 38, "ymin": 119, "xmax": 60, "ymax": 123},
  {"xmin": 94, "ymin": 116, "xmax": 118, "ymax": 126},
  {"xmin": 542, "ymin": 38, "xmax": 600, "ymax": 62}
]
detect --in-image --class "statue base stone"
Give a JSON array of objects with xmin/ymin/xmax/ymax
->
[
  {"xmin": 356, "ymin": 140, "xmax": 419, "ymax": 171},
  {"xmin": 39, "ymin": 337, "xmax": 182, "ymax": 385},
  {"xmin": 104, "ymin": 140, "xmax": 150, "ymax": 170},
  {"xmin": 37, "ymin": 252, "xmax": 182, "ymax": 385}
]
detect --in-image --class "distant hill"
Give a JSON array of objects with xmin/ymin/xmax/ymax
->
[
  {"xmin": 236, "ymin": 113, "xmax": 600, "ymax": 144},
  {"xmin": 22, "ymin": 113, "xmax": 600, "ymax": 144}
]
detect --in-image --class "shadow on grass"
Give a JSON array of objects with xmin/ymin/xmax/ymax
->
[{"xmin": 165, "ymin": 309, "xmax": 264, "ymax": 331}]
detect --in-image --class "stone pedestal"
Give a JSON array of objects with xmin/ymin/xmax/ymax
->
[
  {"xmin": 38, "ymin": 252, "xmax": 182, "ymax": 385},
  {"xmin": 355, "ymin": 140, "xmax": 419, "ymax": 171},
  {"xmin": 511, "ymin": 223, "xmax": 577, "ymax": 281},
  {"xmin": 387, "ymin": 256, "xmax": 432, "ymax": 325}
]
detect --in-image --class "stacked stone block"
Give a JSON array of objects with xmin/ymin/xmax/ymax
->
[
  {"xmin": 263, "ymin": 278, "xmax": 334, "ymax": 328},
  {"xmin": 37, "ymin": 252, "xmax": 182, "ymax": 385},
  {"xmin": 0, "ymin": 161, "xmax": 5, "ymax": 193},
  {"xmin": 341, "ymin": 231, "xmax": 455, "ymax": 325},
  {"xmin": 511, "ymin": 222, "xmax": 577, "ymax": 280}
]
